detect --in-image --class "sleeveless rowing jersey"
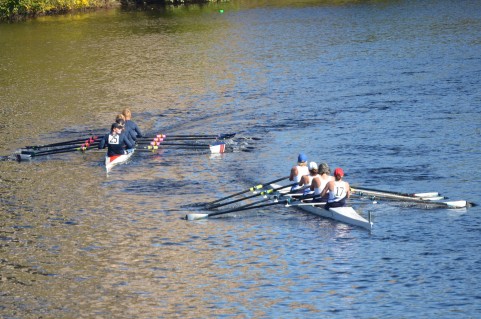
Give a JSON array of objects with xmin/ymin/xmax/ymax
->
[
  {"xmin": 313, "ymin": 175, "xmax": 332, "ymax": 196},
  {"xmin": 291, "ymin": 165, "xmax": 309, "ymax": 191},
  {"xmin": 302, "ymin": 174, "xmax": 319, "ymax": 195},
  {"xmin": 294, "ymin": 165, "xmax": 309, "ymax": 183},
  {"xmin": 306, "ymin": 173, "xmax": 318, "ymax": 186},
  {"xmin": 327, "ymin": 180, "xmax": 348, "ymax": 203}
]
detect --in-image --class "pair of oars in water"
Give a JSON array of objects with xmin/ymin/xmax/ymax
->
[{"xmin": 12, "ymin": 133, "xmax": 240, "ymax": 161}]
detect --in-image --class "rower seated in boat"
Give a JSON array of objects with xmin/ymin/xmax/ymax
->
[
  {"xmin": 115, "ymin": 114, "xmax": 135, "ymax": 153},
  {"xmin": 298, "ymin": 162, "xmax": 319, "ymax": 196},
  {"xmin": 309, "ymin": 162, "xmax": 334, "ymax": 202},
  {"xmin": 289, "ymin": 153, "xmax": 309, "ymax": 192},
  {"xmin": 122, "ymin": 108, "xmax": 143, "ymax": 142},
  {"xmin": 320, "ymin": 167, "xmax": 351, "ymax": 209},
  {"xmin": 99, "ymin": 123, "xmax": 135, "ymax": 157}
]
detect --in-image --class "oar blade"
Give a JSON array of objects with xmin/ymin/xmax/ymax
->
[
  {"xmin": 186, "ymin": 213, "xmax": 209, "ymax": 221},
  {"xmin": 16, "ymin": 154, "xmax": 32, "ymax": 162},
  {"xmin": 413, "ymin": 192, "xmax": 440, "ymax": 198},
  {"xmin": 444, "ymin": 200, "xmax": 467, "ymax": 209},
  {"xmin": 419, "ymin": 196, "xmax": 446, "ymax": 201}
]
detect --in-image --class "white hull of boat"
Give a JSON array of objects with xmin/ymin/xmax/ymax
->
[
  {"xmin": 271, "ymin": 183, "xmax": 373, "ymax": 230},
  {"xmin": 105, "ymin": 150, "xmax": 134, "ymax": 172},
  {"xmin": 209, "ymin": 143, "xmax": 226, "ymax": 154}
]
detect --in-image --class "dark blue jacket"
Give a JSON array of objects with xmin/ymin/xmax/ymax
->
[
  {"xmin": 99, "ymin": 132, "xmax": 134, "ymax": 156},
  {"xmin": 124, "ymin": 120, "xmax": 142, "ymax": 141}
]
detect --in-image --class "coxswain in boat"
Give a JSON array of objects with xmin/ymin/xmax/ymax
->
[
  {"xmin": 122, "ymin": 108, "xmax": 143, "ymax": 142},
  {"xmin": 289, "ymin": 153, "xmax": 309, "ymax": 192},
  {"xmin": 310, "ymin": 162, "xmax": 334, "ymax": 202},
  {"xmin": 98, "ymin": 123, "xmax": 135, "ymax": 156},
  {"xmin": 321, "ymin": 167, "xmax": 351, "ymax": 209},
  {"xmin": 298, "ymin": 162, "xmax": 319, "ymax": 195}
]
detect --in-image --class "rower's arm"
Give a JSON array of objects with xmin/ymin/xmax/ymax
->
[
  {"xmin": 134, "ymin": 123, "xmax": 142, "ymax": 138},
  {"xmin": 124, "ymin": 136, "xmax": 134, "ymax": 149},
  {"xmin": 289, "ymin": 167, "xmax": 297, "ymax": 181},
  {"xmin": 98, "ymin": 135, "xmax": 106, "ymax": 149}
]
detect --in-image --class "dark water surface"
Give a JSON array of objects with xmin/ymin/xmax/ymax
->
[{"xmin": 1, "ymin": 0, "xmax": 481, "ymax": 318}]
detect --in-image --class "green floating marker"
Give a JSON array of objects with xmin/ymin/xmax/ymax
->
[{"xmin": 219, "ymin": 9, "xmax": 224, "ymax": 13}]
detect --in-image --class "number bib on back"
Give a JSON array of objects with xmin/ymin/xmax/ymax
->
[{"xmin": 108, "ymin": 134, "xmax": 120, "ymax": 145}]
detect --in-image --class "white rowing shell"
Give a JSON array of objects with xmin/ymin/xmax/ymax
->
[{"xmin": 105, "ymin": 150, "xmax": 134, "ymax": 172}]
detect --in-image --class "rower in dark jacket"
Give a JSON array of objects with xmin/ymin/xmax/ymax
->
[
  {"xmin": 115, "ymin": 114, "xmax": 135, "ymax": 151},
  {"xmin": 122, "ymin": 108, "xmax": 142, "ymax": 141},
  {"xmin": 99, "ymin": 123, "xmax": 135, "ymax": 157}
]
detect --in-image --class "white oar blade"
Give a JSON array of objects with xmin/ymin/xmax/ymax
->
[
  {"xmin": 16, "ymin": 154, "xmax": 32, "ymax": 162},
  {"xmin": 414, "ymin": 192, "xmax": 439, "ymax": 198},
  {"xmin": 420, "ymin": 196, "xmax": 445, "ymax": 201},
  {"xmin": 444, "ymin": 200, "xmax": 467, "ymax": 209},
  {"xmin": 186, "ymin": 213, "xmax": 209, "ymax": 221}
]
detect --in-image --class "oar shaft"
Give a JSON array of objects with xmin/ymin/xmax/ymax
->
[
  {"xmin": 355, "ymin": 192, "xmax": 470, "ymax": 208},
  {"xmin": 352, "ymin": 188, "xmax": 444, "ymax": 202},
  {"xmin": 24, "ymin": 136, "xmax": 100, "ymax": 150},
  {"xmin": 18, "ymin": 148, "xmax": 82, "ymax": 160},
  {"xmin": 137, "ymin": 144, "xmax": 232, "ymax": 154},
  {"xmin": 137, "ymin": 142, "xmax": 213, "ymax": 147},
  {"xmin": 209, "ymin": 201, "xmax": 286, "ymax": 217},
  {"xmin": 138, "ymin": 137, "xmax": 223, "ymax": 141},
  {"xmin": 207, "ymin": 176, "xmax": 290, "ymax": 206},
  {"xmin": 141, "ymin": 133, "xmax": 235, "ymax": 139},
  {"xmin": 352, "ymin": 186, "xmax": 439, "ymax": 198},
  {"xmin": 27, "ymin": 142, "xmax": 99, "ymax": 155},
  {"xmin": 208, "ymin": 182, "xmax": 296, "ymax": 209},
  {"xmin": 138, "ymin": 144, "xmax": 211, "ymax": 150}
]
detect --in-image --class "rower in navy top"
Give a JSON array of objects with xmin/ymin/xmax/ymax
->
[
  {"xmin": 122, "ymin": 108, "xmax": 142, "ymax": 141},
  {"xmin": 115, "ymin": 114, "xmax": 135, "ymax": 150},
  {"xmin": 99, "ymin": 123, "xmax": 134, "ymax": 157}
]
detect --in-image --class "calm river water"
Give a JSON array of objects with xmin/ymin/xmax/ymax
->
[{"xmin": 1, "ymin": 0, "xmax": 481, "ymax": 318}]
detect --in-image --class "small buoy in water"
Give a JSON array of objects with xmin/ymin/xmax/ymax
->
[
  {"xmin": 219, "ymin": 9, "xmax": 224, "ymax": 13},
  {"xmin": 372, "ymin": 201, "xmax": 378, "ymax": 204}
]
